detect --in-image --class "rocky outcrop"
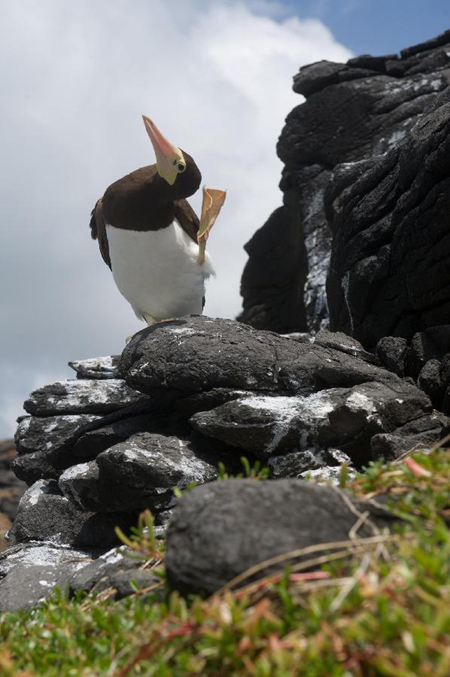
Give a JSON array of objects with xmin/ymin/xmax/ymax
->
[
  {"xmin": 1, "ymin": 316, "xmax": 447, "ymax": 610},
  {"xmin": 327, "ymin": 88, "xmax": 450, "ymax": 348},
  {"xmin": 376, "ymin": 327, "xmax": 450, "ymax": 416},
  {"xmin": 240, "ymin": 30, "xmax": 450, "ymax": 337}
]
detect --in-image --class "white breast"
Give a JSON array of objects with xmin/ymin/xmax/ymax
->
[{"xmin": 106, "ymin": 221, "xmax": 214, "ymax": 321}]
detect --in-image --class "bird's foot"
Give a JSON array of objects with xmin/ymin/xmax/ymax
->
[
  {"xmin": 143, "ymin": 313, "xmax": 157, "ymax": 326},
  {"xmin": 156, "ymin": 317, "xmax": 178, "ymax": 324},
  {"xmin": 197, "ymin": 186, "xmax": 227, "ymax": 264}
]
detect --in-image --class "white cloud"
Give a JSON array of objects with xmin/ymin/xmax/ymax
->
[{"xmin": 0, "ymin": 0, "xmax": 352, "ymax": 436}]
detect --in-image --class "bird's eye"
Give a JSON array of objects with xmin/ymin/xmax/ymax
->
[{"xmin": 177, "ymin": 162, "xmax": 186, "ymax": 173}]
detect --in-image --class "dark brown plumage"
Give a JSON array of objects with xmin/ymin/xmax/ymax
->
[{"xmin": 89, "ymin": 152, "xmax": 201, "ymax": 270}]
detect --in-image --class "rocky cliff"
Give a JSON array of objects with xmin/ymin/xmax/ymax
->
[{"xmin": 240, "ymin": 29, "xmax": 450, "ymax": 337}]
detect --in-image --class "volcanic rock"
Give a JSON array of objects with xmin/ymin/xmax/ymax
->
[
  {"xmin": 8, "ymin": 479, "xmax": 135, "ymax": 549},
  {"xmin": 165, "ymin": 479, "xmax": 398, "ymax": 595},
  {"xmin": 240, "ymin": 30, "xmax": 450, "ymax": 335},
  {"xmin": 68, "ymin": 547, "xmax": 160, "ymax": 600},
  {"xmin": 0, "ymin": 543, "xmax": 105, "ymax": 612},
  {"xmin": 24, "ymin": 379, "xmax": 150, "ymax": 416},
  {"xmin": 59, "ymin": 431, "xmax": 224, "ymax": 513},
  {"xmin": 68, "ymin": 355, "xmax": 121, "ymax": 379}
]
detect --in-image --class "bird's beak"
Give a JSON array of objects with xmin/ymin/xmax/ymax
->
[{"xmin": 142, "ymin": 115, "xmax": 185, "ymax": 185}]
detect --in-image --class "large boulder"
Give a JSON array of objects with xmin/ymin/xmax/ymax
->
[
  {"xmin": 165, "ymin": 479, "xmax": 398, "ymax": 595},
  {"xmin": 0, "ymin": 547, "xmax": 93, "ymax": 613}
]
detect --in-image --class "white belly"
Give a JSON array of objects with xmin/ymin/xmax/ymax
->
[{"xmin": 106, "ymin": 222, "xmax": 214, "ymax": 321}]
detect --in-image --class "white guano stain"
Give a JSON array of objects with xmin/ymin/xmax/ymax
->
[{"xmin": 241, "ymin": 392, "xmax": 336, "ymax": 453}]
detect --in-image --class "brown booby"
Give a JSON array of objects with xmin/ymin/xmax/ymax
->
[{"xmin": 90, "ymin": 116, "xmax": 226, "ymax": 326}]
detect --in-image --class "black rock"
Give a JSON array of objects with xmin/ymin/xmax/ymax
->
[
  {"xmin": 293, "ymin": 60, "xmax": 348, "ymax": 96},
  {"xmin": 0, "ymin": 542, "xmax": 102, "ymax": 580},
  {"xmin": 268, "ymin": 448, "xmax": 353, "ymax": 479},
  {"xmin": 175, "ymin": 388, "xmax": 253, "ymax": 416},
  {"xmin": 241, "ymin": 33, "xmax": 450, "ymax": 334},
  {"xmin": 68, "ymin": 355, "xmax": 121, "ymax": 380},
  {"xmin": 13, "ymin": 398, "xmax": 181, "ymax": 486},
  {"xmin": 313, "ymin": 330, "xmax": 377, "ymax": 363},
  {"xmin": 0, "ymin": 561, "xmax": 85, "ymax": 613},
  {"xmin": 121, "ymin": 316, "xmax": 403, "ymax": 399},
  {"xmin": 8, "ymin": 480, "xmax": 135, "ymax": 549},
  {"xmin": 370, "ymin": 409, "xmax": 449, "ymax": 459},
  {"xmin": 58, "ymin": 461, "xmax": 102, "ymax": 511},
  {"xmin": 12, "ymin": 450, "xmax": 63, "ymax": 486},
  {"xmin": 165, "ymin": 479, "xmax": 398, "ymax": 595},
  {"xmin": 376, "ymin": 337, "xmax": 408, "ymax": 377},
  {"xmin": 191, "ymin": 380, "xmax": 433, "ymax": 466},
  {"xmin": 71, "ymin": 410, "xmax": 189, "ymax": 460},
  {"xmin": 239, "ymin": 205, "xmax": 308, "ymax": 333},
  {"xmin": 327, "ymin": 96, "xmax": 450, "ymax": 348},
  {"xmin": 400, "ymin": 28, "xmax": 450, "ymax": 59},
  {"xmin": 68, "ymin": 548, "xmax": 160, "ymax": 600},
  {"xmin": 0, "ymin": 542, "xmax": 106, "ymax": 612},
  {"xmin": 405, "ymin": 327, "xmax": 450, "ymax": 379},
  {"xmin": 24, "ymin": 379, "xmax": 150, "ymax": 416},
  {"xmin": 15, "ymin": 414, "xmax": 102, "ymax": 455},
  {"xmin": 59, "ymin": 432, "xmax": 222, "ymax": 513},
  {"xmin": 418, "ymin": 359, "xmax": 444, "ymax": 404}
]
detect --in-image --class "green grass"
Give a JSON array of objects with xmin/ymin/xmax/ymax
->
[{"xmin": 0, "ymin": 449, "xmax": 449, "ymax": 676}]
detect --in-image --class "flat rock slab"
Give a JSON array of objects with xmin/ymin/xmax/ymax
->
[
  {"xmin": 15, "ymin": 414, "xmax": 102, "ymax": 455},
  {"xmin": 0, "ymin": 542, "xmax": 105, "ymax": 612},
  {"xmin": 121, "ymin": 316, "xmax": 404, "ymax": 397},
  {"xmin": 166, "ymin": 479, "xmax": 398, "ymax": 595},
  {"xmin": 0, "ymin": 542, "xmax": 101, "ymax": 579},
  {"xmin": 13, "ymin": 401, "xmax": 182, "ymax": 486},
  {"xmin": 24, "ymin": 379, "xmax": 149, "ymax": 416},
  {"xmin": 8, "ymin": 480, "xmax": 136, "ymax": 549},
  {"xmin": 68, "ymin": 355, "xmax": 121, "ymax": 380},
  {"xmin": 0, "ymin": 561, "xmax": 85, "ymax": 613},
  {"xmin": 68, "ymin": 547, "xmax": 160, "ymax": 600},
  {"xmin": 191, "ymin": 380, "xmax": 433, "ymax": 465},
  {"xmin": 59, "ymin": 432, "xmax": 222, "ymax": 513},
  {"xmin": 71, "ymin": 410, "xmax": 190, "ymax": 461}
]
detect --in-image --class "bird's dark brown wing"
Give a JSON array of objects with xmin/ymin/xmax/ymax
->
[
  {"xmin": 89, "ymin": 199, "xmax": 112, "ymax": 269},
  {"xmin": 174, "ymin": 199, "xmax": 199, "ymax": 244}
]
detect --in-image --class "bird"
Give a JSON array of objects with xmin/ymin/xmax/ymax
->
[{"xmin": 90, "ymin": 115, "xmax": 226, "ymax": 328}]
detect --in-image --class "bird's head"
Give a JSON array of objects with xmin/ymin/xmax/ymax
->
[{"xmin": 142, "ymin": 115, "xmax": 201, "ymax": 196}]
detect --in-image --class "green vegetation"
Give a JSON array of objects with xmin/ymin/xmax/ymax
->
[{"xmin": 0, "ymin": 449, "xmax": 449, "ymax": 676}]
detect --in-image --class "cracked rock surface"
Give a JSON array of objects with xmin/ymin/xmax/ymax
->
[
  {"xmin": 240, "ymin": 30, "xmax": 450, "ymax": 336},
  {"xmin": 4, "ymin": 313, "xmax": 449, "ymax": 610}
]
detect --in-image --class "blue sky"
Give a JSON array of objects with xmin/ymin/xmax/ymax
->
[
  {"xmin": 266, "ymin": 0, "xmax": 450, "ymax": 56},
  {"xmin": 1, "ymin": 0, "xmax": 449, "ymax": 438}
]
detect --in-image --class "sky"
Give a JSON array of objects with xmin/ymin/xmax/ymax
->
[{"xmin": 1, "ymin": 0, "xmax": 449, "ymax": 438}]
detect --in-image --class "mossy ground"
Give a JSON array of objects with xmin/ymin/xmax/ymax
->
[{"xmin": 0, "ymin": 449, "xmax": 449, "ymax": 676}]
